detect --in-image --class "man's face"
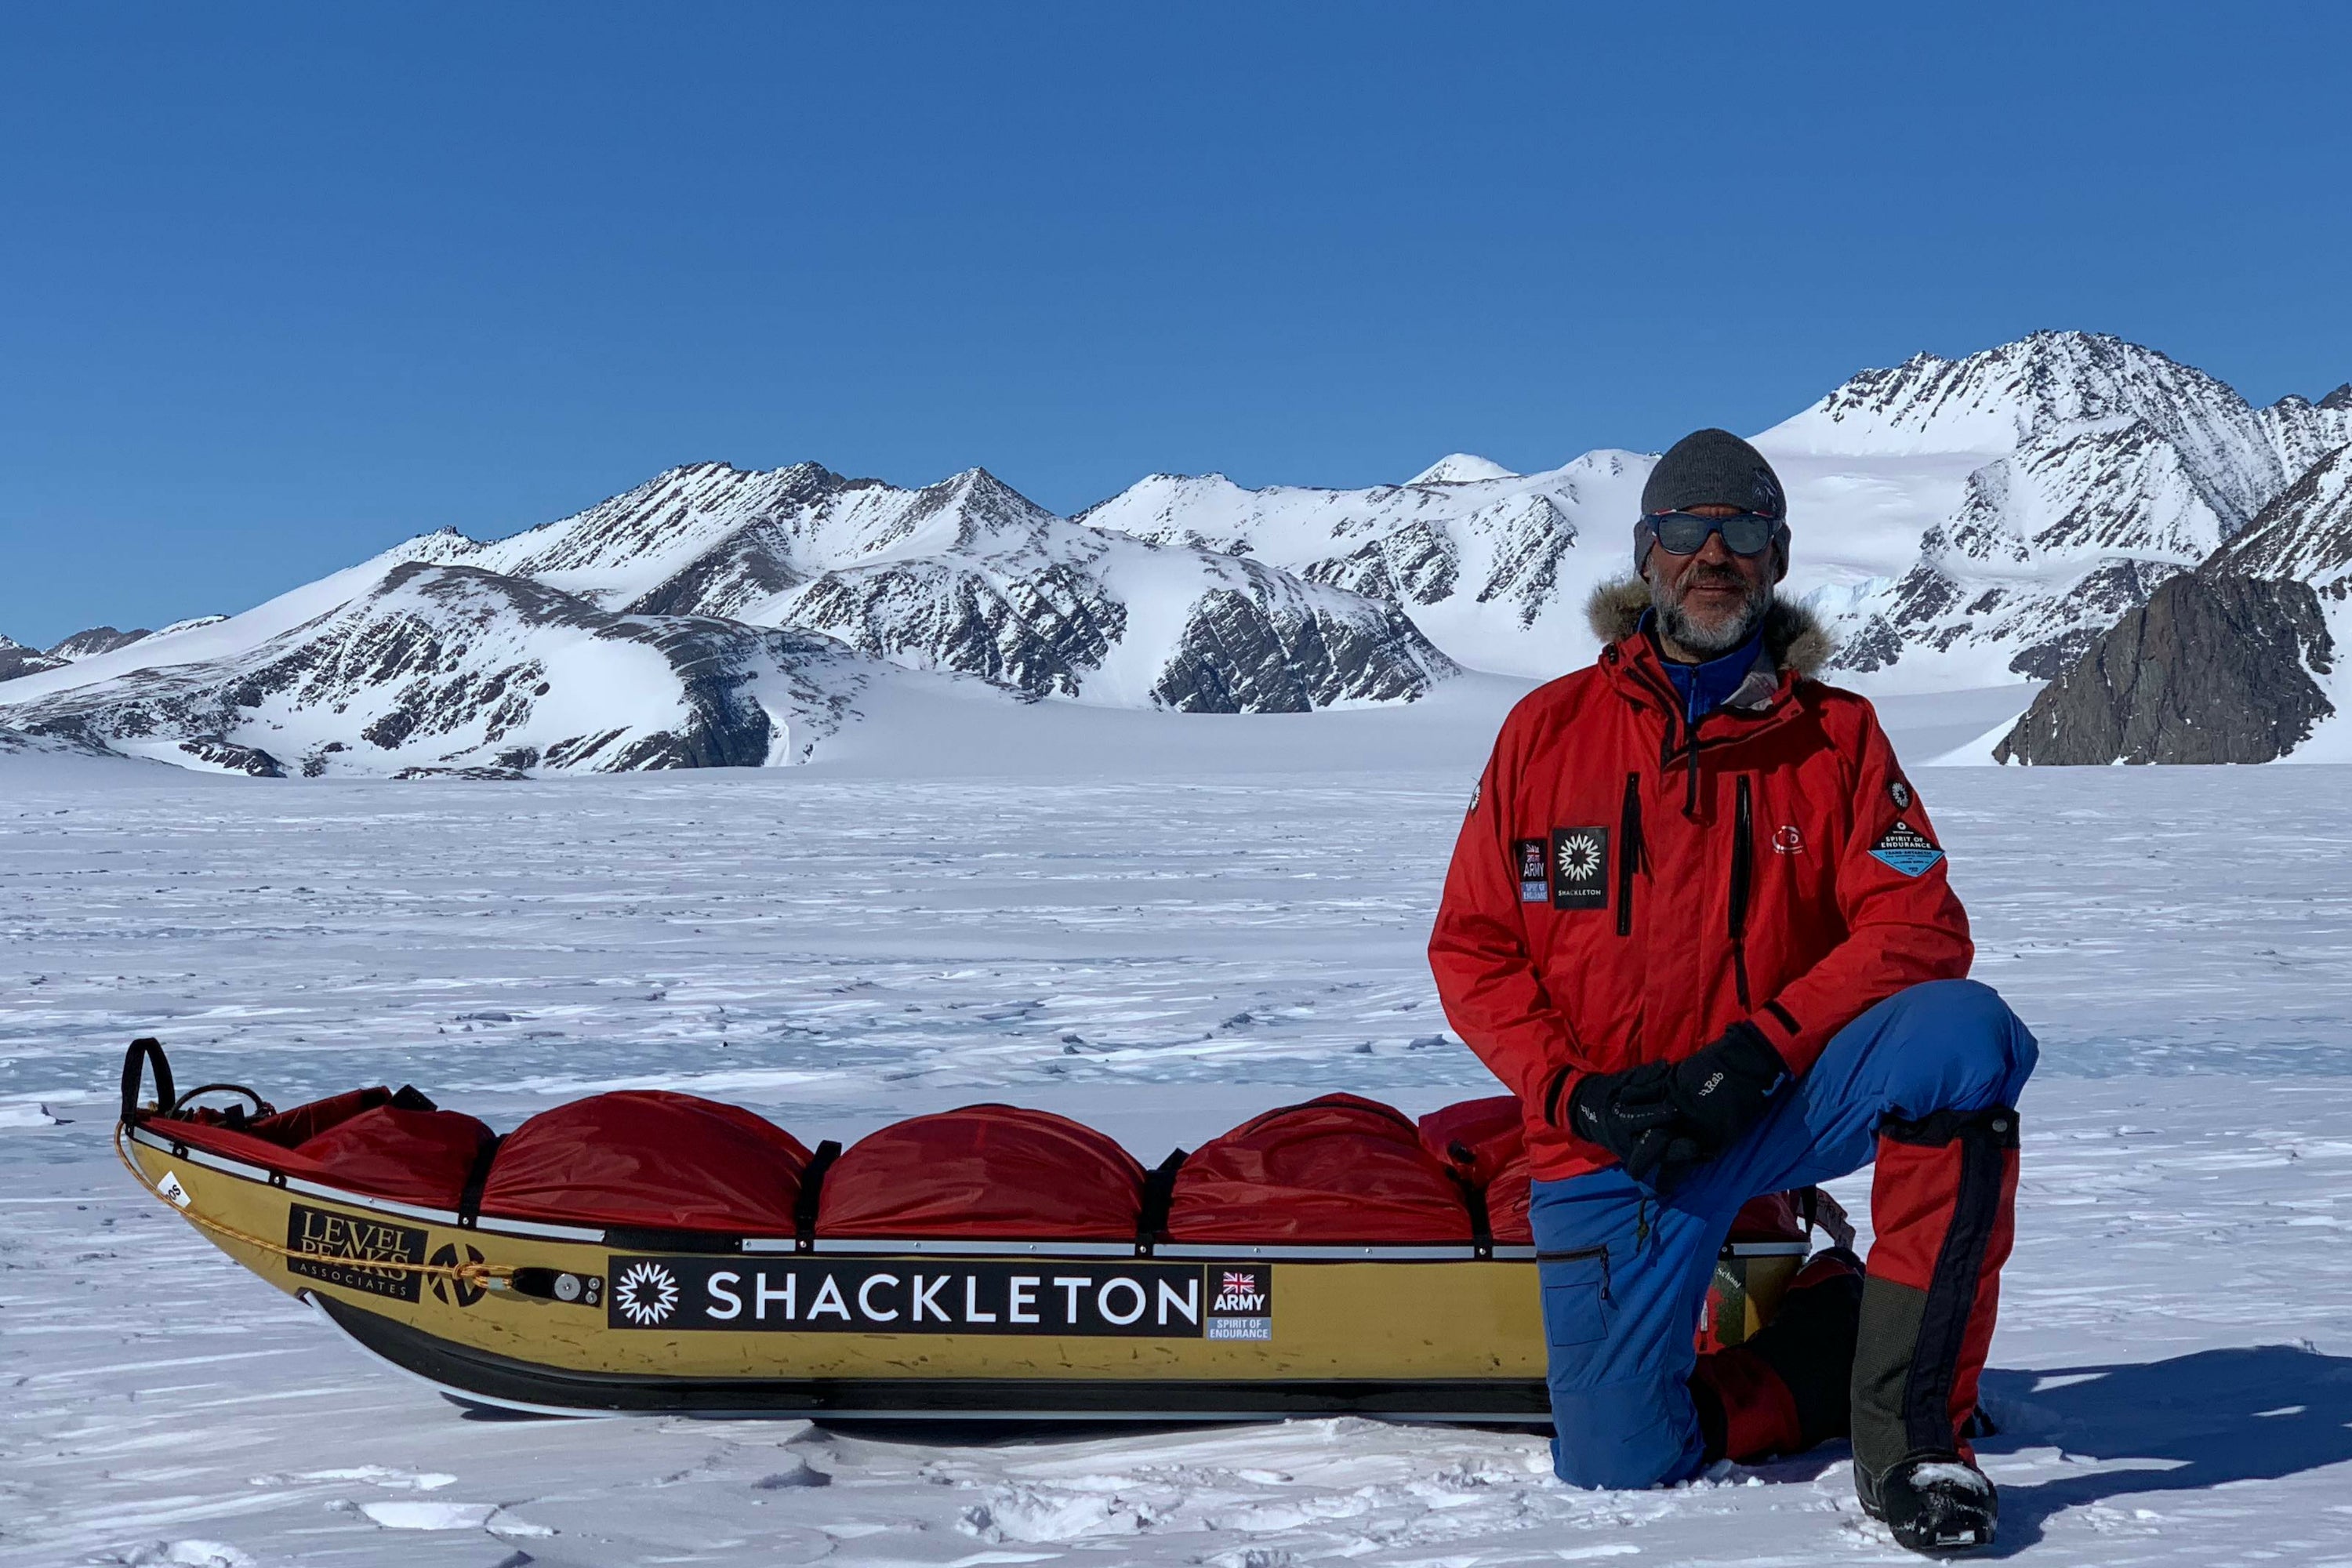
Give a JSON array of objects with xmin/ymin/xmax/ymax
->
[{"xmin": 1643, "ymin": 503, "xmax": 1777, "ymax": 659}]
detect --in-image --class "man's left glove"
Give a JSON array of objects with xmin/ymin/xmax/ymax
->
[{"xmin": 1566, "ymin": 1022, "xmax": 1793, "ymax": 1188}]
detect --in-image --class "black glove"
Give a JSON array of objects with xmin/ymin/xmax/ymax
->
[{"xmin": 1564, "ymin": 1022, "xmax": 1792, "ymax": 1188}]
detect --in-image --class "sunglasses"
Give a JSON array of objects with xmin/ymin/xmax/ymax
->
[{"xmin": 1643, "ymin": 510, "xmax": 1783, "ymax": 557}]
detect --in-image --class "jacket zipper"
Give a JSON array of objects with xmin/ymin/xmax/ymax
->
[
  {"xmin": 1617, "ymin": 772, "xmax": 1642, "ymax": 938},
  {"xmin": 1730, "ymin": 773, "xmax": 1754, "ymax": 1010}
]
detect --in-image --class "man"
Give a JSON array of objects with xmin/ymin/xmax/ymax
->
[{"xmin": 1429, "ymin": 429, "xmax": 2036, "ymax": 1555}]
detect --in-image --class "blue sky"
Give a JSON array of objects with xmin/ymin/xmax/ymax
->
[{"xmin": 4, "ymin": 3, "xmax": 2349, "ymax": 644}]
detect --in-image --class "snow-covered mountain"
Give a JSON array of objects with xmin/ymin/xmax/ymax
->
[
  {"xmin": 1072, "ymin": 333, "xmax": 2352, "ymax": 692},
  {"xmin": 0, "ymin": 557, "xmax": 905, "ymax": 777},
  {"xmin": 0, "ymin": 633, "xmax": 67, "ymax": 683},
  {"xmin": 1076, "ymin": 450, "xmax": 1651, "ymax": 678},
  {"xmin": 2206, "ymin": 441, "xmax": 2352, "ymax": 590},
  {"xmin": 1408, "ymin": 453, "xmax": 1519, "ymax": 485},
  {"xmin": 9, "ymin": 328, "xmax": 2347, "ymax": 775},
  {"xmin": 0, "ymin": 466, "xmax": 1455, "ymax": 775},
  {"xmin": 1766, "ymin": 332, "xmax": 2352, "ymax": 684},
  {"xmin": 434, "ymin": 462, "xmax": 1456, "ymax": 711}
]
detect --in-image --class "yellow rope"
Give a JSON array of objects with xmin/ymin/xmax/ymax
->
[{"xmin": 116, "ymin": 1121, "xmax": 517, "ymax": 1292}]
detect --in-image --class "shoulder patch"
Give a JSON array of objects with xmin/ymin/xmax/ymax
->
[
  {"xmin": 1868, "ymin": 820, "xmax": 1944, "ymax": 877},
  {"xmin": 1513, "ymin": 838, "xmax": 1549, "ymax": 902},
  {"xmin": 1468, "ymin": 779, "xmax": 1482, "ymax": 814},
  {"xmin": 1889, "ymin": 778, "xmax": 1912, "ymax": 811}
]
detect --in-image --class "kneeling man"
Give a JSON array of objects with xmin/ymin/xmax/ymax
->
[{"xmin": 1430, "ymin": 429, "xmax": 2035, "ymax": 1555}]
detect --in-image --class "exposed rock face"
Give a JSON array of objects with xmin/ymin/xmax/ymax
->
[
  {"xmin": 49, "ymin": 626, "xmax": 155, "ymax": 660},
  {"xmin": 0, "ymin": 635, "xmax": 67, "ymax": 683},
  {"xmin": 2204, "ymin": 443, "xmax": 2352, "ymax": 590},
  {"xmin": 1150, "ymin": 574, "xmax": 1445, "ymax": 713},
  {"xmin": 1993, "ymin": 573, "xmax": 2336, "ymax": 764}
]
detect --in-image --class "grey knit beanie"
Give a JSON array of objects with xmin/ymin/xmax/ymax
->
[{"xmin": 1639, "ymin": 429, "xmax": 1787, "ymax": 520}]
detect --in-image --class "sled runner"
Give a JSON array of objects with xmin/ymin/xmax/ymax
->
[{"xmin": 114, "ymin": 1039, "xmax": 1835, "ymax": 1421}]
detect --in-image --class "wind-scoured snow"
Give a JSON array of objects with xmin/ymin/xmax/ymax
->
[{"xmin": 2, "ymin": 712, "xmax": 2349, "ymax": 1566}]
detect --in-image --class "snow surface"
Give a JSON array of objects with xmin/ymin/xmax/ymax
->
[{"xmin": 4, "ymin": 703, "xmax": 2350, "ymax": 1566}]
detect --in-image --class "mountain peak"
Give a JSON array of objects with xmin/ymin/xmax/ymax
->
[
  {"xmin": 1410, "ymin": 453, "xmax": 1518, "ymax": 485},
  {"xmin": 2321, "ymin": 383, "xmax": 2352, "ymax": 412}
]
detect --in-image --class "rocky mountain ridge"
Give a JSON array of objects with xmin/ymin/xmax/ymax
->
[{"xmin": 8, "ymin": 329, "xmax": 2349, "ymax": 773}]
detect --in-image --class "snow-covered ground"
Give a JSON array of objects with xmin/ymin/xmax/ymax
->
[{"xmin": 4, "ymin": 709, "xmax": 2350, "ymax": 1566}]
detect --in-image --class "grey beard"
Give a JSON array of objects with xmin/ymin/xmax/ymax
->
[{"xmin": 1651, "ymin": 572, "xmax": 1771, "ymax": 658}]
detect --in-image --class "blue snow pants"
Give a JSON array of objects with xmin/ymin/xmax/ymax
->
[{"xmin": 1529, "ymin": 978, "xmax": 2038, "ymax": 1489}]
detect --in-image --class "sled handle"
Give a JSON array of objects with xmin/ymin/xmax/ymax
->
[
  {"xmin": 119, "ymin": 1038, "xmax": 175, "ymax": 1124},
  {"xmin": 168, "ymin": 1083, "xmax": 277, "ymax": 1123}
]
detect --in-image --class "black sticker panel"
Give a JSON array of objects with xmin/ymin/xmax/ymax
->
[
  {"xmin": 285, "ymin": 1203, "xmax": 426, "ymax": 1304},
  {"xmin": 1549, "ymin": 826, "xmax": 1610, "ymax": 910},
  {"xmin": 606, "ymin": 1257, "xmax": 1275, "ymax": 1339}
]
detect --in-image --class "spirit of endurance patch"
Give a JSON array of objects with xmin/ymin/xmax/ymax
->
[
  {"xmin": 1868, "ymin": 821, "xmax": 1946, "ymax": 877},
  {"xmin": 606, "ymin": 1256, "xmax": 1275, "ymax": 1340}
]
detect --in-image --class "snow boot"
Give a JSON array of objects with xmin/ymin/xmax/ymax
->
[
  {"xmin": 1860, "ymin": 1456, "xmax": 1998, "ymax": 1554},
  {"xmin": 1851, "ymin": 1106, "xmax": 2020, "ymax": 1553},
  {"xmin": 1690, "ymin": 1246, "xmax": 1864, "ymax": 1462}
]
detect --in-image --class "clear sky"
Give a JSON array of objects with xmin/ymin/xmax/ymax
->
[{"xmin": 4, "ymin": 3, "xmax": 2349, "ymax": 644}]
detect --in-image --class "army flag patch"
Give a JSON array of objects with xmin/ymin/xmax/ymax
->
[{"xmin": 1513, "ymin": 838, "xmax": 1548, "ymax": 902}]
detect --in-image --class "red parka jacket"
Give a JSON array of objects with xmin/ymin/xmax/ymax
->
[{"xmin": 1429, "ymin": 581, "xmax": 1973, "ymax": 1182}]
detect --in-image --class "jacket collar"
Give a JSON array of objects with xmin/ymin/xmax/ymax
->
[{"xmin": 1585, "ymin": 576, "xmax": 1832, "ymax": 735}]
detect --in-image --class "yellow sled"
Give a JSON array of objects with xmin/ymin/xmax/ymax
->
[{"xmin": 115, "ymin": 1045, "xmax": 1817, "ymax": 1421}]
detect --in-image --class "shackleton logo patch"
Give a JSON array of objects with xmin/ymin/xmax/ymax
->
[
  {"xmin": 1550, "ymin": 826, "xmax": 1610, "ymax": 910},
  {"xmin": 1513, "ymin": 838, "xmax": 1549, "ymax": 903},
  {"xmin": 1869, "ymin": 820, "xmax": 1944, "ymax": 877}
]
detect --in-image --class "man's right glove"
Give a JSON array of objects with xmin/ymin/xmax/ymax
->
[
  {"xmin": 1562, "ymin": 1022, "xmax": 1793, "ymax": 1189},
  {"xmin": 1565, "ymin": 1060, "xmax": 1694, "ymax": 1185}
]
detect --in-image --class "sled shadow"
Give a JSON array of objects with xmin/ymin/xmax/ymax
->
[{"xmin": 1974, "ymin": 1344, "xmax": 2352, "ymax": 1557}]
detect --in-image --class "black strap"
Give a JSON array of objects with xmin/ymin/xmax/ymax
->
[
  {"xmin": 1456, "ymin": 1171, "xmax": 1494, "ymax": 1259},
  {"xmin": 794, "ymin": 1140, "xmax": 842, "ymax": 1252},
  {"xmin": 458, "ymin": 1134, "xmax": 505, "ymax": 1228},
  {"xmin": 1136, "ymin": 1148, "xmax": 1187, "ymax": 1254},
  {"xmin": 120, "ymin": 1038, "xmax": 175, "ymax": 1124}
]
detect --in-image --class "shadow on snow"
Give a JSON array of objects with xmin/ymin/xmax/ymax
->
[{"xmin": 1976, "ymin": 1344, "xmax": 2352, "ymax": 1556}]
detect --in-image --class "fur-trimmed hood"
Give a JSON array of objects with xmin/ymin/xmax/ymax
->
[{"xmin": 1584, "ymin": 576, "xmax": 1834, "ymax": 679}]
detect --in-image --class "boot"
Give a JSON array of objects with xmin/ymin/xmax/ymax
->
[
  {"xmin": 1851, "ymin": 1106, "xmax": 2020, "ymax": 1554},
  {"xmin": 1860, "ymin": 1455, "xmax": 1998, "ymax": 1554},
  {"xmin": 1691, "ymin": 1246, "xmax": 1863, "ymax": 1462}
]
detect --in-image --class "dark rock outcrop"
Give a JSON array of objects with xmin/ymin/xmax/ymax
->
[
  {"xmin": 1150, "ymin": 588, "xmax": 1450, "ymax": 713},
  {"xmin": 1994, "ymin": 573, "xmax": 2335, "ymax": 764},
  {"xmin": 49, "ymin": 626, "xmax": 154, "ymax": 660},
  {"xmin": 0, "ymin": 635, "xmax": 67, "ymax": 682}
]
